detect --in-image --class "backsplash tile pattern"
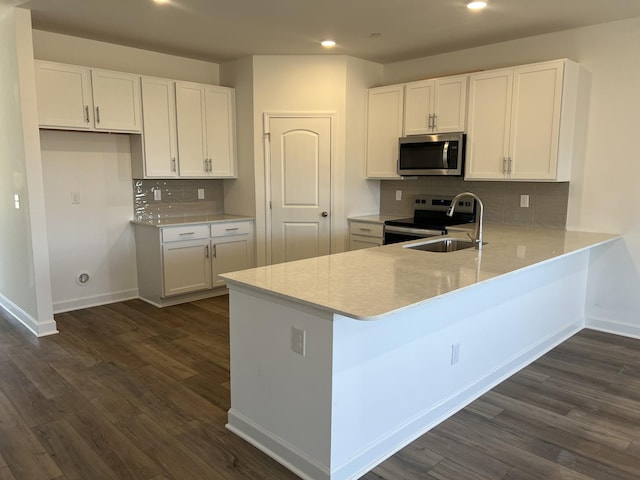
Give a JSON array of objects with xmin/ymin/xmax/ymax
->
[
  {"xmin": 379, "ymin": 177, "xmax": 569, "ymax": 228},
  {"xmin": 133, "ymin": 179, "xmax": 225, "ymax": 222}
]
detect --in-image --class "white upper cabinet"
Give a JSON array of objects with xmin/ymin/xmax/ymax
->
[
  {"xmin": 90, "ymin": 69, "xmax": 142, "ymax": 132},
  {"xmin": 35, "ymin": 61, "xmax": 93, "ymax": 130},
  {"xmin": 404, "ymin": 74, "xmax": 468, "ymax": 135},
  {"xmin": 365, "ymin": 84, "xmax": 404, "ymax": 179},
  {"xmin": 466, "ymin": 59, "xmax": 580, "ymax": 181},
  {"xmin": 204, "ymin": 86, "xmax": 236, "ymax": 177},
  {"xmin": 175, "ymin": 81, "xmax": 237, "ymax": 178},
  {"xmin": 138, "ymin": 77, "xmax": 179, "ymax": 177},
  {"xmin": 35, "ymin": 60, "xmax": 141, "ymax": 133}
]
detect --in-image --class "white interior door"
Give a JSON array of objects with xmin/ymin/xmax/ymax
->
[{"xmin": 268, "ymin": 116, "xmax": 331, "ymax": 264}]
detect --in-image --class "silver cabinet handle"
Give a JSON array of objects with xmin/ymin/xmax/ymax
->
[
  {"xmin": 208, "ymin": 159, "xmax": 213, "ymax": 172},
  {"xmin": 508, "ymin": 157, "xmax": 513, "ymax": 174},
  {"xmin": 178, "ymin": 232, "xmax": 195, "ymax": 236},
  {"xmin": 85, "ymin": 105, "xmax": 90, "ymax": 123},
  {"xmin": 212, "ymin": 244, "xmax": 217, "ymax": 258},
  {"xmin": 171, "ymin": 158, "xmax": 177, "ymax": 172},
  {"xmin": 503, "ymin": 158, "xmax": 507, "ymax": 175},
  {"xmin": 205, "ymin": 245, "xmax": 209, "ymax": 259},
  {"xmin": 321, "ymin": 211, "xmax": 329, "ymax": 217},
  {"xmin": 95, "ymin": 106, "xmax": 100, "ymax": 124},
  {"xmin": 225, "ymin": 227, "xmax": 239, "ymax": 231},
  {"xmin": 359, "ymin": 227, "xmax": 372, "ymax": 232},
  {"xmin": 427, "ymin": 114, "xmax": 432, "ymax": 129},
  {"xmin": 204, "ymin": 159, "xmax": 208, "ymax": 172},
  {"xmin": 432, "ymin": 114, "xmax": 437, "ymax": 130}
]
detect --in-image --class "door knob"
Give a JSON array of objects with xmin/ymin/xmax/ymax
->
[{"xmin": 321, "ymin": 211, "xmax": 329, "ymax": 217}]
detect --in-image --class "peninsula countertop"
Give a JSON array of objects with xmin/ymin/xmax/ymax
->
[{"xmin": 221, "ymin": 224, "xmax": 619, "ymax": 320}]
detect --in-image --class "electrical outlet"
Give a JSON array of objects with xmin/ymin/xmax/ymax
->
[
  {"xmin": 520, "ymin": 194, "xmax": 530, "ymax": 208},
  {"xmin": 291, "ymin": 327, "xmax": 306, "ymax": 356},
  {"xmin": 395, "ymin": 190, "xmax": 402, "ymax": 201},
  {"xmin": 451, "ymin": 343, "xmax": 460, "ymax": 365},
  {"xmin": 198, "ymin": 188, "xmax": 205, "ymax": 200},
  {"xmin": 71, "ymin": 192, "xmax": 80, "ymax": 205},
  {"xmin": 154, "ymin": 189, "xmax": 162, "ymax": 201}
]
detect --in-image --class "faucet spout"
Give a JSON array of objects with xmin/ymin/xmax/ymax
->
[{"xmin": 447, "ymin": 192, "xmax": 484, "ymax": 250}]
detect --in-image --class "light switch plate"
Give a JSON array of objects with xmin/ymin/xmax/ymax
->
[
  {"xmin": 198, "ymin": 188, "xmax": 205, "ymax": 200},
  {"xmin": 154, "ymin": 189, "xmax": 162, "ymax": 201},
  {"xmin": 520, "ymin": 194, "xmax": 529, "ymax": 208},
  {"xmin": 395, "ymin": 190, "xmax": 402, "ymax": 201}
]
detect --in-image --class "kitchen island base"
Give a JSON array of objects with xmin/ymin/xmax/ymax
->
[{"xmin": 226, "ymin": 249, "xmax": 591, "ymax": 480}]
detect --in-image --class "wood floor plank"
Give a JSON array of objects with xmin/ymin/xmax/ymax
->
[
  {"xmin": 0, "ymin": 390, "xmax": 62, "ymax": 480},
  {"xmin": 33, "ymin": 418, "xmax": 119, "ymax": 480}
]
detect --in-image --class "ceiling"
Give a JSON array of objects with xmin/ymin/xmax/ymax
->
[{"xmin": 12, "ymin": 0, "xmax": 640, "ymax": 64}]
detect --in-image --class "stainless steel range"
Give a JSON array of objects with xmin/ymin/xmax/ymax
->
[{"xmin": 383, "ymin": 194, "xmax": 476, "ymax": 245}]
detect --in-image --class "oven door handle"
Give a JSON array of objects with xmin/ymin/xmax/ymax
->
[{"xmin": 384, "ymin": 225, "xmax": 445, "ymax": 236}]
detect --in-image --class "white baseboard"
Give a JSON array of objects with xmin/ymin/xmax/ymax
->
[
  {"xmin": 0, "ymin": 293, "xmax": 58, "ymax": 337},
  {"xmin": 586, "ymin": 315, "xmax": 640, "ymax": 340},
  {"xmin": 53, "ymin": 289, "xmax": 139, "ymax": 314},
  {"xmin": 227, "ymin": 410, "xmax": 330, "ymax": 480}
]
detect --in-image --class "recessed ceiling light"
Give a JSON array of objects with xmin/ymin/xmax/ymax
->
[
  {"xmin": 467, "ymin": 1, "xmax": 487, "ymax": 10},
  {"xmin": 321, "ymin": 40, "xmax": 336, "ymax": 48}
]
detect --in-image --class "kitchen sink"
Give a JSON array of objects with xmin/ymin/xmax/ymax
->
[{"xmin": 404, "ymin": 238, "xmax": 478, "ymax": 253}]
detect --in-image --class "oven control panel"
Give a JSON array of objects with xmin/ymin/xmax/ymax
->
[{"xmin": 414, "ymin": 194, "xmax": 475, "ymax": 215}]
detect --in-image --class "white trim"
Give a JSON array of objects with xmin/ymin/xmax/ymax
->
[
  {"xmin": 227, "ymin": 410, "xmax": 330, "ymax": 480},
  {"xmin": 262, "ymin": 112, "xmax": 337, "ymax": 265},
  {"xmin": 0, "ymin": 293, "xmax": 57, "ymax": 337},
  {"xmin": 53, "ymin": 289, "xmax": 139, "ymax": 314},
  {"xmin": 585, "ymin": 316, "xmax": 640, "ymax": 340}
]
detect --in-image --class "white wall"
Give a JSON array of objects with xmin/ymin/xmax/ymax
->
[
  {"xmin": 248, "ymin": 55, "xmax": 381, "ymax": 265},
  {"xmin": 40, "ymin": 131, "xmax": 138, "ymax": 312},
  {"xmin": 0, "ymin": 7, "xmax": 55, "ymax": 335},
  {"xmin": 383, "ymin": 17, "xmax": 640, "ymax": 337},
  {"xmin": 32, "ymin": 30, "xmax": 220, "ymax": 84}
]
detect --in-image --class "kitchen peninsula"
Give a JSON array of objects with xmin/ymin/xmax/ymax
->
[{"xmin": 221, "ymin": 225, "xmax": 618, "ymax": 480}]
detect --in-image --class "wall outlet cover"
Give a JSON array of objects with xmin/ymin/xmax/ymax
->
[
  {"xmin": 154, "ymin": 189, "xmax": 162, "ymax": 201},
  {"xmin": 198, "ymin": 188, "xmax": 205, "ymax": 200}
]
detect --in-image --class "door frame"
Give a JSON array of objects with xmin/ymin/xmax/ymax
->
[{"xmin": 263, "ymin": 112, "xmax": 337, "ymax": 266}]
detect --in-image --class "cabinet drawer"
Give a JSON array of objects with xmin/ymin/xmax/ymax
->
[
  {"xmin": 211, "ymin": 221, "xmax": 252, "ymax": 237},
  {"xmin": 161, "ymin": 224, "xmax": 210, "ymax": 243},
  {"xmin": 349, "ymin": 222, "xmax": 384, "ymax": 238}
]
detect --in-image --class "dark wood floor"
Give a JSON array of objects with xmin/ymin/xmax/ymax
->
[{"xmin": 0, "ymin": 297, "xmax": 639, "ymax": 480}]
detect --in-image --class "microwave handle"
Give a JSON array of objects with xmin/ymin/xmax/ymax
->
[{"xmin": 442, "ymin": 141, "xmax": 449, "ymax": 168}]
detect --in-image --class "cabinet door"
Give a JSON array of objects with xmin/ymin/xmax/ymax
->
[
  {"xmin": 404, "ymin": 80, "xmax": 434, "ymax": 136},
  {"xmin": 35, "ymin": 61, "xmax": 93, "ymax": 130},
  {"xmin": 509, "ymin": 61, "xmax": 563, "ymax": 180},
  {"xmin": 465, "ymin": 69, "xmax": 513, "ymax": 180},
  {"xmin": 162, "ymin": 240, "xmax": 211, "ymax": 297},
  {"xmin": 175, "ymin": 82, "xmax": 208, "ymax": 177},
  {"xmin": 140, "ymin": 77, "xmax": 178, "ymax": 177},
  {"xmin": 433, "ymin": 75, "xmax": 468, "ymax": 133},
  {"xmin": 212, "ymin": 236, "xmax": 251, "ymax": 287},
  {"xmin": 204, "ymin": 86, "xmax": 237, "ymax": 177},
  {"xmin": 91, "ymin": 69, "xmax": 142, "ymax": 132},
  {"xmin": 366, "ymin": 85, "xmax": 404, "ymax": 179}
]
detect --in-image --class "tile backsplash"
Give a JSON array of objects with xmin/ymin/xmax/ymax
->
[
  {"xmin": 133, "ymin": 179, "xmax": 225, "ymax": 222},
  {"xmin": 380, "ymin": 177, "xmax": 569, "ymax": 228}
]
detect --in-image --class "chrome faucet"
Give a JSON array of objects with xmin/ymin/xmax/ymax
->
[{"xmin": 447, "ymin": 192, "xmax": 484, "ymax": 250}]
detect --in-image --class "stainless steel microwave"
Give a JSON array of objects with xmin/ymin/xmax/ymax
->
[{"xmin": 398, "ymin": 133, "xmax": 465, "ymax": 176}]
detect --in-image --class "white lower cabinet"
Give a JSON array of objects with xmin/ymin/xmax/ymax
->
[
  {"xmin": 348, "ymin": 220, "xmax": 384, "ymax": 250},
  {"xmin": 134, "ymin": 219, "xmax": 254, "ymax": 306},
  {"xmin": 162, "ymin": 240, "xmax": 212, "ymax": 296}
]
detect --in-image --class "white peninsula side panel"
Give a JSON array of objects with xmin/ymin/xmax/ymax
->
[{"xmin": 226, "ymin": 248, "xmax": 593, "ymax": 480}]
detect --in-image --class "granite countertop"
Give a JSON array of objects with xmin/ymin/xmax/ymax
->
[
  {"xmin": 131, "ymin": 214, "xmax": 254, "ymax": 228},
  {"xmin": 348, "ymin": 214, "xmax": 408, "ymax": 224},
  {"xmin": 221, "ymin": 224, "xmax": 619, "ymax": 320}
]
